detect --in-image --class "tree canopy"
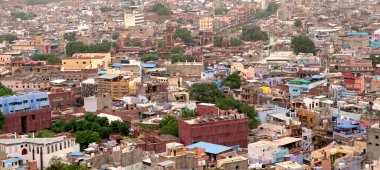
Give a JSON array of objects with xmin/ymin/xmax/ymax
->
[
  {"xmin": 75, "ymin": 130, "xmax": 100, "ymax": 150},
  {"xmin": 25, "ymin": 0, "xmax": 60, "ymax": 5},
  {"xmin": 0, "ymin": 83, "xmax": 14, "ymax": 97},
  {"xmin": 127, "ymin": 39, "xmax": 143, "ymax": 47},
  {"xmin": 29, "ymin": 129, "xmax": 55, "ymax": 138},
  {"xmin": 157, "ymin": 39, "xmax": 166, "ymax": 51},
  {"xmin": 31, "ymin": 54, "xmax": 61, "ymax": 64},
  {"xmin": 174, "ymin": 28, "xmax": 193, "ymax": 43},
  {"xmin": 63, "ymin": 32, "xmax": 76, "ymax": 41},
  {"xmin": 370, "ymin": 53, "xmax": 380, "ymax": 67},
  {"xmin": 214, "ymin": 7, "xmax": 228, "ymax": 15},
  {"xmin": 158, "ymin": 116, "xmax": 178, "ymax": 136},
  {"xmin": 291, "ymin": 35, "xmax": 316, "ymax": 55},
  {"xmin": 162, "ymin": 53, "xmax": 195, "ymax": 63},
  {"xmin": 189, "ymin": 83, "xmax": 226, "ymax": 103},
  {"xmin": 241, "ymin": 24, "xmax": 268, "ymax": 41},
  {"xmin": 171, "ymin": 45, "xmax": 184, "ymax": 54},
  {"xmin": 294, "ymin": 19, "xmax": 302, "ymax": 27},
  {"xmin": 152, "ymin": 3, "xmax": 171, "ymax": 16},
  {"xmin": 230, "ymin": 38, "xmax": 243, "ymax": 47},
  {"xmin": 46, "ymin": 156, "xmax": 86, "ymax": 170},
  {"xmin": 141, "ymin": 54, "xmax": 159, "ymax": 63},
  {"xmin": 181, "ymin": 109, "xmax": 196, "ymax": 119},
  {"xmin": 65, "ymin": 41, "xmax": 111, "ymax": 56},
  {"xmin": 112, "ymin": 32, "xmax": 120, "ymax": 40},
  {"xmin": 213, "ymin": 37, "xmax": 223, "ymax": 47},
  {"xmin": 222, "ymin": 72, "xmax": 242, "ymax": 89},
  {"xmin": 0, "ymin": 112, "xmax": 4, "ymax": 130},
  {"xmin": 0, "ymin": 34, "xmax": 18, "ymax": 43},
  {"xmin": 100, "ymin": 7, "xmax": 113, "ymax": 13},
  {"xmin": 255, "ymin": 2, "xmax": 279, "ymax": 19},
  {"xmin": 11, "ymin": 12, "xmax": 36, "ymax": 20}
]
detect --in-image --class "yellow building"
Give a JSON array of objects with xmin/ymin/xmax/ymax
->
[
  {"xmin": 62, "ymin": 53, "xmax": 111, "ymax": 71},
  {"xmin": 230, "ymin": 62, "xmax": 244, "ymax": 73},
  {"xmin": 199, "ymin": 17, "xmax": 213, "ymax": 31}
]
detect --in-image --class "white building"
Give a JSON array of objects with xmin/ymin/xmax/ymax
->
[
  {"xmin": 0, "ymin": 136, "xmax": 80, "ymax": 169},
  {"xmin": 124, "ymin": 10, "xmax": 144, "ymax": 28}
]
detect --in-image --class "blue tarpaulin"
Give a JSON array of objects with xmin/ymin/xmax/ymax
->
[{"xmin": 185, "ymin": 142, "xmax": 231, "ymax": 154}]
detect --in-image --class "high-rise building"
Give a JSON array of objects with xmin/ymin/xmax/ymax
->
[{"xmin": 124, "ymin": 10, "xmax": 144, "ymax": 28}]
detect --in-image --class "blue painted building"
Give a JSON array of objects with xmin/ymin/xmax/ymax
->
[
  {"xmin": 288, "ymin": 76, "xmax": 327, "ymax": 99},
  {"xmin": 0, "ymin": 92, "xmax": 50, "ymax": 115}
]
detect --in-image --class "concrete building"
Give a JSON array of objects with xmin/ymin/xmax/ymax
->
[
  {"xmin": 178, "ymin": 109, "xmax": 249, "ymax": 147},
  {"xmin": 216, "ymin": 156, "xmax": 248, "ymax": 170},
  {"xmin": 0, "ymin": 92, "xmax": 49, "ymax": 115},
  {"xmin": 199, "ymin": 17, "xmax": 213, "ymax": 31},
  {"xmin": 0, "ymin": 136, "xmax": 80, "ymax": 170},
  {"xmin": 124, "ymin": 9, "xmax": 144, "ymax": 28},
  {"xmin": 343, "ymin": 73, "xmax": 366, "ymax": 93},
  {"xmin": 96, "ymin": 74, "xmax": 132, "ymax": 99},
  {"xmin": 62, "ymin": 53, "xmax": 111, "ymax": 71},
  {"xmin": 367, "ymin": 124, "xmax": 380, "ymax": 161},
  {"xmin": 288, "ymin": 76, "xmax": 327, "ymax": 99}
]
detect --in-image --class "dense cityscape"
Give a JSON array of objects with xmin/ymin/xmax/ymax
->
[{"xmin": 0, "ymin": 0, "xmax": 379, "ymax": 169}]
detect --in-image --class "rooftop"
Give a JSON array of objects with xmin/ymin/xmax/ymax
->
[{"xmin": 185, "ymin": 142, "xmax": 231, "ymax": 154}]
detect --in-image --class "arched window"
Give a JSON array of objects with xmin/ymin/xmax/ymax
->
[{"xmin": 22, "ymin": 148, "xmax": 27, "ymax": 155}]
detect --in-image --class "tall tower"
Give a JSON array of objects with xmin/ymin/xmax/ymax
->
[{"xmin": 165, "ymin": 23, "xmax": 175, "ymax": 51}]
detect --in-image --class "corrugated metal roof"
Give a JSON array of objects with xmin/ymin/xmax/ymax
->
[{"xmin": 185, "ymin": 142, "xmax": 231, "ymax": 154}]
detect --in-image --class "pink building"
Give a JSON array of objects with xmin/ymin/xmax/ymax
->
[{"xmin": 241, "ymin": 67, "xmax": 255, "ymax": 80}]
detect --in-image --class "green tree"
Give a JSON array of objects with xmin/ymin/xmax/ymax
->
[
  {"xmin": 174, "ymin": 28, "xmax": 193, "ymax": 43},
  {"xmin": 152, "ymin": 3, "xmax": 165, "ymax": 12},
  {"xmin": 171, "ymin": 45, "xmax": 184, "ymax": 54},
  {"xmin": 255, "ymin": 2, "xmax": 279, "ymax": 19},
  {"xmin": 51, "ymin": 120, "xmax": 66, "ymax": 133},
  {"xmin": 0, "ymin": 34, "xmax": 18, "ymax": 43},
  {"xmin": 100, "ymin": 7, "xmax": 113, "ymax": 12},
  {"xmin": 157, "ymin": 39, "xmax": 166, "ymax": 51},
  {"xmin": 370, "ymin": 53, "xmax": 380, "ymax": 67},
  {"xmin": 230, "ymin": 38, "xmax": 243, "ymax": 47},
  {"xmin": 25, "ymin": 0, "xmax": 60, "ymax": 5},
  {"xmin": 157, "ymin": 7, "xmax": 171, "ymax": 15},
  {"xmin": 141, "ymin": 54, "xmax": 159, "ymax": 62},
  {"xmin": 128, "ymin": 39, "xmax": 143, "ymax": 47},
  {"xmin": 214, "ymin": 7, "xmax": 228, "ymax": 15},
  {"xmin": 189, "ymin": 83, "xmax": 226, "ymax": 103},
  {"xmin": 163, "ymin": 53, "xmax": 195, "ymax": 63},
  {"xmin": 75, "ymin": 130, "xmax": 100, "ymax": 150},
  {"xmin": 158, "ymin": 116, "xmax": 178, "ymax": 136},
  {"xmin": 46, "ymin": 156, "xmax": 66, "ymax": 170},
  {"xmin": 181, "ymin": 109, "xmax": 196, "ymax": 119},
  {"xmin": 241, "ymin": 24, "xmax": 268, "ymax": 41},
  {"xmin": 213, "ymin": 37, "xmax": 223, "ymax": 47},
  {"xmin": 31, "ymin": 54, "xmax": 61, "ymax": 64},
  {"xmin": 99, "ymin": 126, "xmax": 112, "ymax": 139},
  {"xmin": 63, "ymin": 32, "xmax": 76, "ymax": 41},
  {"xmin": 0, "ymin": 83, "xmax": 14, "ymax": 97},
  {"xmin": 10, "ymin": 12, "xmax": 36, "ymax": 20},
  {"xmin": 222, "ymin": 72, "xmax": 242, "ymax": 89},
  {"xmin": 294, "ymin": 19, "xmax": 302, "ymax": 27},
  {"xmin": 112, "ymin": 32, "xmax": 120, "ymax": 40},
  {"xmin": 63, "ymin": 164, "xmax": 86, "ymax": 170},
  {"xmin": 32, "ymin": 130, "xmax": 55, "ymax": 138},
  {"xmin": 110, "ymin": 121, "xmax": 130, "ymax": 135},
  {"xmin": 65, "ymin": 41, "xmax": 88, "ymax": 56},
  {"xmin": 291, "ymin": 35, "xmax": 316, "ymax": 55}
]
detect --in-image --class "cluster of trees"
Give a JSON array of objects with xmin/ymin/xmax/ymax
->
[
  {"xmin": 174, "ymin": 28, "xmax": 193, "ymax": 44},
  {"xmin": 0, "ymin": 83, "xmax": 14, "ymax": 97},
  {"xmin": 63, "ymin": 32, "xmax": 76, "ymax": 41},
  {"xmin": 140, "ymin": 45, "xmax": 195, "ymax": 63},
  {"xmin": 140, "ymin": 115, "xmax": 179, "ymax": 136},
  {"xmin": 213, "ymin": 37, "xmax": 243, "ymax": 47},
  {"xmin": 46, "ymin": 157, "xmax": 85, "ymax": 170},
  {"xmin": 0, "ymin": 34, "xmax": 18, "ymax": 43},
  {"xmin": 152, "ymin": 3, "xmax": 171, "ymax": 16},
  {"xmin": 112, "ymin": 32, "xmax": 120, "ymax": 40},
  {"xmin": 31, "ymin": 54, "xmax": 62, "ymax": 64},
  {"xmin": 127, "ymin": 39, "xmax": 143, "ymax": 47},
  {"xmin": 294, "ymin": 19, "xmax": 302, "ymax": 27},
  {"xmin": 10, "ymin": 12, "xmax": 37, "ymax": 20},
  {"xmin": 222, "ymin": 72, "xmax": 242, "ymax": 89},
  {"xmin": 241, "ymin": 24, "xmax": 268, "ymax": 41},
  {"xmin": 255, "ymin": 2, "xmax": 279, "ymax": 19},
  {"xmin": 100, "ymin": 7, "xmax": 113, "ymax": 12},
  {"xmin": 25, "ymin": 0, "xmax": 60, "ymax": 5},
  {"xmin": 181, "ymin": 109, "xmax": 196, "ymax": 119},
  {"xmin": 51, "ymin": 113, "xmax": 130, "ymax": 149},
  {"xmin": 214, "ymin": 7, "xmax": 228, "ymax": 15},
  {"xmin": 141, "ymin": 54, "xmax": 159, "ymax": 62},
  {"xmin": 189, "ymin": 83, "xmax": 260, "ymax": 129},
  {"xmin": 156, "ymin": 39, "xmax": 166, "ymax": 52},
  {"xmin": 65, "ymin": 41, "xmax": 111, "ymax": 56},
  {"xmin": 291, "ymin": 35, "xmax": 316, "ymax": 55},
  {"xmin": 370, "ymin": 53, "xmax": 380, "ymax": 67}
]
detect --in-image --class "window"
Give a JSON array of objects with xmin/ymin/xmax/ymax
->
[
  {"xmin": 376, "ymin": 144, "xmax": 379, "ymax": 146},
  {"xmin": 83, "ymin": 62, "xmax": 86, "ymax": 64},
  {"xmin": 60, "ymin": 143, "xmax": 62, "ymax": 150},
  {"xmin": 37, "ymin": 147, "xmax": 39, "ymax": 154},
  {"xmin": 376, "ymin": 135, "xmax": 378, "ymax": 139},
  {"xmin": 63, "ymin": 62, "xmax": 66, "ymax": 64},
  {"xmin": 31, "ymin": 115, "xmax": 35, "ymax": 120},
  {"xmin": 47, "ymin": 147, "xmax": 50, "ymax": 154}
]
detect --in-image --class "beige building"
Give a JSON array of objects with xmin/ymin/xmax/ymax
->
[
  {"xmin": 199, "ymin": 17, "xmax": 213, "ymax": 31},
  {"xmin": 96, "ymin": 74, "xmax": 133, "ymax": 99},
  {"xmin": 62, "ymin": 53, "xmax": 111, "ymax": 71},
  {"xmin": 216, "ymin": 156, "xmax": 249, "ymax": 170},
  {"xmin": 124, "ymin": 9, "xmax": 144, "ymax": 28}
]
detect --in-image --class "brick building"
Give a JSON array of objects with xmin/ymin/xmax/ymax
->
[
  {"xmin": 179, "ymin": 104, "xmax": 248, "ymax": 147},
  {"xmin": 3, "ymin": 108, "xmax": 52, "ymax": 133}
]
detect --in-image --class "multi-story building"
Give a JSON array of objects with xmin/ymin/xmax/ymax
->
[
  {"xmin": 343, "ymin": 73, "xmax": 365, "ymax": 93},
  {"xmin": 330, "ymin": 60, "xmax": 373, "ymax": 75},
  {"xmin": 178, "ymin": 106, "xmax": 249, "ymax": 147},
  {"xmin": 288, "ymin": 76, "xmax": 327, "ymax": 99},
  {"xmin": 0, "ymin": 136, "xmax": 80, "ymax": 170},
  {"xmin": 96, "ymin": 74, "xmax": 131, "ymax": 99},
  {"xmin": 0, "ymin": 92, "xmax": 51, "ymax": 133},
  {"xmin": 124, "ymin": 9, "xmax": 144, "ymax": 28},
  {"xmin": 199, "ymin": 17, "xmax": 213, "ymax": 31},
  {"xmin": 367, "ymin": 124, "xmax": 380, "ymax": 161}
]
